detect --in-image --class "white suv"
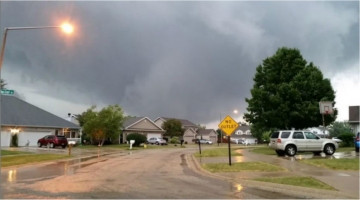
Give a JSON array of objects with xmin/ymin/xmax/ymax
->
[{"xmin": 269, "ymin": 130, "xmax": 338, "ymax": 156}]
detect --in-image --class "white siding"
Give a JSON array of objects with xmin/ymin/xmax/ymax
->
[{"xmin": 1, "ymin": 131, "xmax": 11, "ymax": 147}]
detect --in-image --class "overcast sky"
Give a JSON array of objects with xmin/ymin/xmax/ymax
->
[{"xmin": 0, "ymin": 1, "xmax": 359, "ymax": 129}]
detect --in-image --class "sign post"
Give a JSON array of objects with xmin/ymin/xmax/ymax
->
[{"xmin": 218, "ymin": 115, "xmax": 239, "ymax": 166}]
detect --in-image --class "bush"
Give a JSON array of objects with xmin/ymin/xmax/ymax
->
[
  {"xmin": 337, "ymin": 133, "xmax": 355, "ymax": 147},
  {"xmin": 126, "ymin": 133, "xmax": 147, "ymax": 146},
  {"xmin": 170, "ymin": 137, "xmax": 180, "ymax": 144},
  {"xmin": 11, "ymin": 134, "xmax": 18, "ymax": 147}
]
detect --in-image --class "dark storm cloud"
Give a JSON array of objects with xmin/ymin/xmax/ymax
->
[{"xmin": 0, "ymin": 1, "xmax": 358, "ymax": 124}]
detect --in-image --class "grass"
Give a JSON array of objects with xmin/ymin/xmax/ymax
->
[
  {"xmin": 194, "ymin": 148, "xmax": 242, "ymax": 157},
  {"xmin": 300, "ymin": 158, "xmax": 359, "ymax": 170},
  {"xmin": 336, "ymin": 147, "xmax": 356, "ymax": 152},
  {"xmin": 1, "ymin": 150, "xmax": 33, "ymax": 156},
  {"xmin": 252, "ymin": 176, "xmax": 336, "ymax": 191},
  {"xmin": 250, "ymin": 147, "xmax": 276, "ymax": 155},
  {"xmin": 1, "ymin": 154, "xmax": 72, "ymax": 167},
  {"xmin": 202, "ymin": 162, "xmax": 286, "ymax": 172}
]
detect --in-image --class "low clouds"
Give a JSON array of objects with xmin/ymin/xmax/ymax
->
[{"xmin": 0, "ymin": 1, "xmax": 358, "ymax": 125}]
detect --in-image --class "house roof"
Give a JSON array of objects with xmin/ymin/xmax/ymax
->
[
  {"xmin": 234, "ymin": 125, "xmax": 251, "ymax": 132},
  {"xmin": 123, "ymin": 116, "xmax": 163, "ymax": 130},
  {"xmin": 196, "ymin": 129, "xmax": 215, "ymax": 136},
  {"xmin": 1, "ymin": 95, "xmax": 81, "ymax": 129},
  {"xmin": 158, "ymin": 117, "xmax": 197, "ymax": 127},
  {"xmin": 349, "ymin": 106, "xmax": 359, "ymax": 122}
]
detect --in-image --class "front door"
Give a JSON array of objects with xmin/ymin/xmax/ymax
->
[{"xmin": 292, "ymin": 132, "xmax": 307, "ymax": 151}]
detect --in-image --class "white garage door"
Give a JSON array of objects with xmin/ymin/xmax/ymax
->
[
  {"xmin": 1, "ymin": 132, "xmax": 11, "ymax": 147},
  {"xmin": 18, "ymin": 131, "xmax": 52, "ymax": 147},
  {"xmin": 147, "ymin": 133, "xmax": 161, "ymax": 140}
]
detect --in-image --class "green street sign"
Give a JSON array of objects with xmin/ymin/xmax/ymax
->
[{"xmin": 1, "ymin": 89, "xmax": 14, "ymax": 95}]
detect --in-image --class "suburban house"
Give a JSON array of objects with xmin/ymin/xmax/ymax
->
[
  {"xmin": 121, "ymin": 116, "xmax": 165, "ymax": 144},
  {"xmin": 349, "ymin": 106, "xmax": 360, "ymax": 134},
  {"xmin": 1, "ymin": 95, "xmax": 81, "ymax": 147},
  {"xmin": 230, "ymin": 125, "xmax": 257, "ymax": 144},
  {"xmin": 64, "ymin": 113, "xmax": 82, "ymax": 142},
  {"xmin": 153, "ymin": 117, "xmax": 218, "ymax": 144}
]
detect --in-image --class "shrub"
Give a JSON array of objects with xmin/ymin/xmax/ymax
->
[
  {"xmin": 170, "ymin": 136, "xmax": 180, "ymax": 144},
  {"xmin": 126, "ymin": 133, "xmax": 147, "ymax": 146},
  {"xmin": 337, "ymin": 133, "xmax": 355, "ymax": 147},
  {"xmin": 11, "ymin": 134, "xmax": 18, "ymax": 147}
]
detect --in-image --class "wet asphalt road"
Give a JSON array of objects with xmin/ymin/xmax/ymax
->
[{"xmin": 1, "ymin": 147, "xmax": 301, "ymax": 199}]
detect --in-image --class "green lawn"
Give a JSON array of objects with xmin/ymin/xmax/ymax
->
[
  {"xmin": 1, "ymin": 150, "xmax": 33, "ymax": 156},
  {"xmin": 250, "ymin": 147, "xmax": 276, "ymax": 155},
  {"xmin": 1, "ymin": 154, "xmax": 72, "ymax": 167},
  {"xmin": 252, "ymin": 176, "xmax": 336, "ymax": 191},
  {"xmin": 300, "ymin": 158, "xmax": 359, "ymax": 170},
  {"xmin": 336, "ymin": 147, "xmax": 355, "ymax": 152},
  {"xmin": 202, "ymin": 162, "xmax": 287, "ymax": 172},
  {"xmin": 194, "ymin": 148, "xmax": 242, "ymax": 157}
]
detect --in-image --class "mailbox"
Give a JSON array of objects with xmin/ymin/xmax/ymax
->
[
  {"xmin": 68, "ymin": 141, "xmax": 76, "ymax": 145},
  {"xmin": 130, "ymin": 140, "xmax": 135, "ymax": 144}
]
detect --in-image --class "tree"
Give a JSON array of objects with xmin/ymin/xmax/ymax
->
[
  {"xmin": 82, "ymin": 105, "xmax": 125, "ymax": 146},
  {"xmin": 162, "ymin": 119, "xmax": 184, "ymax": 138},
  {"xmin": 244, "ymin": 47, "xmax": 337, "ymax": 140},
  {"xmin": 328, "ymin": 121, "xmax": 353, "ymax": 138},
  {"xmin": 126, "ymin": 133, "xmax": 147, "ymax": 146},
  {"xmin": 1, "ymin": 79, "xmax": 7, "ymax": 89}
]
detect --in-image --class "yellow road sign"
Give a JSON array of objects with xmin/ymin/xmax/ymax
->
[{"xmin": 218, "ymin": 115, "xmax": 239, "ymax": 136}]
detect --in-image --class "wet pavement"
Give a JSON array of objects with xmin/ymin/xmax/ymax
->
[{"xmin": 1, "ymin": 147, "xmax": 307, "ymax": 199}]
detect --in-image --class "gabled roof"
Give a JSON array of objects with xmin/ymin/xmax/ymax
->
[
  {"xmin": 234, "ymin": 125, "xmax": 251, "ymax": 132},
  {"xmin": 1, "ymin": 95, "xmax": 80, "ymax": 129},
  {"xmin": 196, "ymin": 129, "xmax": 216, "ymax": 136},
  {"xmin": 123, "ymin": 116, "xmax": 163, "ymax": 130},
  {"xmin": 155, "ymin": 117, "xmax": 197, "ymax": 127}
]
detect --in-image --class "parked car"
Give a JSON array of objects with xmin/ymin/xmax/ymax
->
[
  {"xmin": 147, "ymin": 137, "xmax": 167, "ymax": 145},
  {"xmin": 37, "ymin": 135, "xmax": 68, "ymax": 148},
  {"xmin": 197, "ymin": 139, "xmax": 213, "ymax": 145},
  {"xmin": 269, "ymin": 130, "xmax": 338, "ymax": 156},
  {"xmin": 332, "ymin": 137, "xmax": 342, "ymax": 144},
  {"xmin": 355, "ymin": 132, "xmax": 359, "ymax": 152}
]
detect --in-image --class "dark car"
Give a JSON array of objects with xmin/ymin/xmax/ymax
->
[
  {"xmin": 355, "ymin": 132, "xmax": 359, "ymax": 152},
  {"xmin": 37, "ymin": 135, "xmax": 68, "ymax": 148}
]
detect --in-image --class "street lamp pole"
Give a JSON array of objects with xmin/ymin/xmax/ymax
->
[{"xmin": 0, "ymin": 24, "xmax": 74, "ymax": 148}]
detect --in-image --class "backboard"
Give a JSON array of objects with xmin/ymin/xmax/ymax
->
[{"xmin": 319, "ymin": 101, "xmax": 333, "ymax": 114}]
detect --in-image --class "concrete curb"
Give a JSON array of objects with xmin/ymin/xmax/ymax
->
[{"xmin": 187, "ymin": 153, "xmax": 358, "ymax": 199}]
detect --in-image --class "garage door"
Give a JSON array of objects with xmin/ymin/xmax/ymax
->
[
  {"xmin": 1, "ymin": 131, "xmax": 11, "ymax": 147},
  {"xmin": 147, "ymin": 133, "xmax": 161, "ymax": 140},
  {"xmin": 18, "ymin": 131, "xmax": 52, "ymax": 146}
]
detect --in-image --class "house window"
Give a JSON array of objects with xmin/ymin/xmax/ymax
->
[
  {"xmin": 246, "ymin": 130, "xmax": 251, "ymax": 135},
  {"xmin": 235, "ymin": 130, "xmax": 241, "ymax": 135}
]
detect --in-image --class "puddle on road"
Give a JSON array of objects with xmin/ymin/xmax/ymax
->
[
  {"xmin": 3, "ymin": 152, "xmax": 125, "ymax": 183},
  {"xmin": 281, "ymin": 151, "xmax": 359, "ymax": 161}
]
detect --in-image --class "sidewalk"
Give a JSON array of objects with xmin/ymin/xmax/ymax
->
[{"xmin": 191, "ymin": 148, "xmax": 359, "ymax": 199}]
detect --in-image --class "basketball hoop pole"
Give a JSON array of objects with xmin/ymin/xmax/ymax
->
[{"xmin": 322, "ymin": 113, "xmax": 325, "ymax": 135}]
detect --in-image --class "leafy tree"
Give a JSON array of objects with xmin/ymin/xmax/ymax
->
[
  {"xmin": 328, "ymin": 121, "xmax": 353, "ymax": 137},
  {"xmin": 261, "ymin": 130, "xmax": 271, "ymax": 143},
  {"xmin": 126, "ymin": 133, "xmax": 147, "ymax": 146},
  {"xmin": 162, "ymin": 119, "xmax": 184, "ymax": 138},
  {"xmin": 1, "ymin": 79, "xmax": 7, "ymax": 89},
  {"xmin": 170, "ymin": 136, "xmax": 180, "ymax": 144},
  {"xmin": 82, "ymin": 105, "xmax": 125, "ymax": 146},
  {"xmin": 244, "ymin": 47, "xmax": 337, "ymax": 139}
]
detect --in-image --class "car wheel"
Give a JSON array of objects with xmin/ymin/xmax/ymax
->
[
  {"xmin": 37, "ymin": 142, "xmax": 42, "ymax": 148},
  {"xmin": 285, "ymin": 145, "xmax": 297, "ymax": 156},
  {"xmin": 275, "ymin": 150, "xmax": 285, "ymax": 156},
  {"xmin": 50, "ymin": 143, "xmax": 55, "ymax": 148},
  {"xmin": 356, "ymin": 147, "xmax": 359, "ymax": 152},
  {"xmin": 324, "ymin": 144, "xmax": 335, "ymax": 155}
]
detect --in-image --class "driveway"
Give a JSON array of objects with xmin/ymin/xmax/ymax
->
[{"xmin": 2, "ymin": 147, "xmax": 301, "ymax": 199}]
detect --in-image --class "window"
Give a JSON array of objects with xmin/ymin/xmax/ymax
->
[
  {"xmin": 235, "ymin": 130, "xmax": 241, "ymax": 135},
  {"xmin": 281, "ymin": 132, "xmax": 291, "ymax": 138},
  {"xmin": 271, "ymin": 132, "xmax": 280, "ymax": 138},
  {"xmin": 246, "ymin": 130, "xmax": 251, "ymax": 135},
  {"xmin": 292, "ymin": 132, "xmax": 304, "ymax": 139},
  {"xmin": 305, "ymin": 132, "xmax": 318, "ymax": 139}
]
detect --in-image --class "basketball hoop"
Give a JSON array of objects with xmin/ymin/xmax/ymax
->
[{"xmin": 319, "ymin": 101, "xmax": 333, "ymax": 115}]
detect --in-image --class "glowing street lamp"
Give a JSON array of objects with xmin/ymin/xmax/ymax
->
[{"xmin": 0, "ymin": 23, "xmax": 74, "ymax": 146}]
